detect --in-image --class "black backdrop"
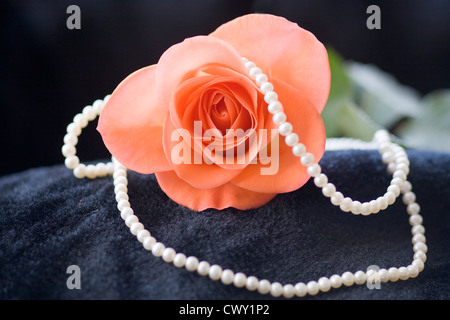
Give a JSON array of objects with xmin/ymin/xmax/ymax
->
[{"xmin": 2, "ymin": 0, "xmax": 450, "ymax": 177}]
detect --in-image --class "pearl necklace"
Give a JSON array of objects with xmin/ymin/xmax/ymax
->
[{"xmin": 61, "ymin": 59, "xmax": 427, "ymax": 298}]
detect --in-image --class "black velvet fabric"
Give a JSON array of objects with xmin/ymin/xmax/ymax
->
[{"xmin": 1, "ymin": 149, "xmax": 449, "ymax": 300}]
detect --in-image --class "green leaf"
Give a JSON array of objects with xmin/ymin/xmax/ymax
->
[
  {"xmin": 397, "ymin": 89, "xmax": 450, "ymax": 152},
  {"xmin": 322, "ymin": 48, "xmax": 381, "ymax": 140},
  {"xmin": 346, "ymin": 62, "xmax": 422, "ymax": 128}
]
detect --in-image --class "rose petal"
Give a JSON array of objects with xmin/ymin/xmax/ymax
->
[
  {"xmin": 156, "ymin": 36, "xmax": 247, "ymax": 114},
  {"xmin": 231, "ymin": 78, "xmax": 326, "ymax": 193},
  {"xmin": 162, "ymin": 115, "xmax": 244, "ymax": 189},
  {"xmin": 210, "ymin": 13, "xmax": 330, "ymax": 113},
  {"xmin": 97, "ymin": 65, "xmax": 171, "ymax": 174},
  {"xmin": 155, "ymin": 170, "xmax": 277, "ymax": 211}
]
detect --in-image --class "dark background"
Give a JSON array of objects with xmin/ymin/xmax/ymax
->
[{"xmin": 2, "ymin": 0, "xmax": 450, "ymax": 177}]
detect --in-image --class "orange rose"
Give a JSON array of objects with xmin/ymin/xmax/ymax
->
[{"xmin": 97, "ymin": 14, "xmax": 330, "ymax": 211}]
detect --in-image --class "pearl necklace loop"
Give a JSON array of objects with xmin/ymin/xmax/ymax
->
[{"xmin": 61, "ymin": 59, "xmax": 426, "ymax": 298}]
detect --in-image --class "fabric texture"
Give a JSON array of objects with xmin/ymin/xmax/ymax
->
[{"xmin": 0, "ymin": 149, "xmax": 449, "ymax": 300}]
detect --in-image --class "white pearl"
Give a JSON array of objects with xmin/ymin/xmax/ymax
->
[
  {"xmin": 393, "ymin": 170, "xmax": 407, "ymax": 181},
  {"xmin": 374, "ymin": 130, "xmax": 390, "ymax": 142},
  {"xmin": 407, "ymin": 265, "xmax": 419, "ymax": 278},
  {"xmin": 398, "ymin": 267, "xmax": 409, "ymax": 280},
  {"xmin": 387, "ymin": 163, "xmax": 397, "ymax": 174},
  {"xmin": 329, "ymin": 274, "xmax": 343, "ymax": 288},
  {"xmin": 292, "ymin": 143, "xmax": 306, "ymax": 157},
  {"xmin": 244, "ymin": 61, "xmax": 256, "ymax": 69},
  {"xmin": 300, "ymin": 153, "xmax": 315, "ymax": 166},
  {"xmin": 125, "ymin": 215, "xmax": 138, "ymax": 227},
  {"xmin": 151, "ymin": 242, "xmax": 165, "ymax": 257},
  {"xmin": 93, "ymin": 99, "xmax": 104, "ymax": 114},
  {"xmin": 322, "ymin": 183, "xmax": 336, "ymax": 198},
  {"xmin": 378, "ymin": 142, "xmax": 391, "ymax": 154},
  {"xmin": 245, "ymin": 276, "xmax": 259, "ymax": 291},
  {"xmin": 318, "ymin": 277, "xmax": 331, "ymax": 292},
  {"xmin": 113, "ymin": 169, "xmax": 127, "ymax": 179},
  {"xmin": 114, "ymin": 176, "xmax": 128, "ymax": 186},
  {"xmin": 221, "ymin": 269, "xmax": 235, "ymax": 285},
  {"xmin": 278, "ymin": 122, "xmax": 293, "ymax": 136},
  {"xmin": 411, "ymin": 225, "xmax": 425, "ymax": 236},
  {"xmin": 307, "ymin": 164, "xmax": 321, "ymax": 177},
  {"xmin": 208, "ymin": 265, "xmax": 222, "ymax": 281},
  {"xmin": 369, "ymin": 200, "xmax": 380, "ymax": 214},
  {"xmin": 283, "ymin": 284, "xmax": 295, "ymax": 298},
  {"xmin": 62, "ymin": 144, "xmax": 76, "ymax": 157},
  {"xmin": 272, "ymin": 112, "xmax": 287, "ymax": 125},
  {"xmin": 117, "ymin": 199, "xmax": 131, "ymax": 211},
  {"xmin": 173, "ymin": 253, "xmax": 187, "ymax": 268},
  {"xmin": 136, "ymin": 229, "xmax": 150, "ymax": 243},
  {"xmin": 233, "ymin": 272, "xmax": 247, "ymax": 288},
  {"xmin": 106, "ymin": 162, "xmax": 115, "ymax": 175},
  {"xmin": 413, "ymin": 242, "xmax": 428, "ymax": 254},
  {"xmin": 115, "ymin": 191, "xmax": 129, "ymax": 202},
  {"xmin": 162, "ymin": 247, "xmax": 176, "ymax": 263},
  {"xmin": 249, "ymin": 67, "xmax": 262, "ymax": 78},
  {"xmin": 82, "ymin": 105, "xmax": 97, "ymax": 121},
  {"xmin": 388, "ymin": 267, "xmax": 400, "ymax": 282},
  {"xmin": 360, "ymin": 202, "xmax": 371, "ymax": 216},
  {"xmin": 401, "ymin": 180, "xmax": 412, "ymax": 193},
  {"xmin": 264, "ymin": 91, "xmax": 278, "ymax": 104},
  {"xmin": 387, "ymin": 185, "xmax": 401, "ymax": 197},
  {"xmin": 314, "ymin": 174, "xmax": 328, "ymax": 188},
  {"xmin": 260, "ymin": 82, "xmax": 274, "ymax": 94},
  {"xmin": 270, "ymin": 282, "xmax": 283, "ymax": 297},
  {"xmin": 377, "ymin": 196, "xmax": 388, "ymax": 210},
  {"xmin": 306, "ymin": 281, "xmax": 320, "ymax": 295},
  {"xmin": 409, "ymin": 214, "xmax": 423, "ymax": 227},
  {"xmin": 95, "ymin": 163, "xmax": 108, "ymax": 177},
  {"xmin": 115, "ymin": 184, "xmax": 128, "ymax": 194},
  {"xmin": 407, "ymin": 203, "xmax": 421, "ymax": 215},
  {"xmin": 143, "ymin": 236, "xmax": 156, "ymax": 251},
  {"xmin": 258, "ymin": 279, "xmax": 271, "ymax": 295},
  {"xmin": 63, "ymin": 133, "xmax": 78, "ymax": 145},
  {"xmin": 67, "ymin": 123, "xmax": 82, "ymax": 136},
  {"xmin": 130, "ymin": 222, "xmax": 144, "ymax": 235},
  {"xmin": 294, "ymin": 282, "xmax": 307, "ymax": 297},
  {"xmin": 354, "ymin": 271, "xmax": 367, "ymax": 285},
  {"xmin": 382, "ymin": 152, "xmax": 395, "ymax": 164},
  {"xmin": 268, "ymin": 101, "xmax": 283, "ymax": 114},
  {"xmin": 73, "ymin": 113, "xmax": 88, "ymax": 128},
  {"xmin": 185, "ymin": 256, "xmax": 199, "ymax": 272},
  {"xmin": 340, "ymin": 197, "xmax": 353, "ymax": 212},
  {"xmin": 384, "ymin": 192, "xmax": 396, "ymax": 205},
  {"xmin": 255, "ymin": 73, "xmax": 268, "ymax": 85},
  {"xmin": 351, "ymin": 201, "xmax": 362, "ymax": 215},
  {"xmin": 413, "ymin": 251, "xmax": 427, "ymax": 263},
  {"xmin": 86, "ymin": 164, "xmax": 98, "ymax": 179},
  {"xmin": 412, "ymin": 258, "xmax": 425, "ymax": 272},
  {"xmin": 330, "ymin": 191, "xmax": 344, "ymax": 206},
  {"xmin": 197, "ymin": 261, "xmax": 210, "ymax": 276},
  {"xmin": 391, "ymin": 177, "xmax": 405, "ymax": 188},
  {"xmin": 241, "ymin": 57, "xmax": 249, "ymax": 63},
  {"xmin": 379, "ymin": 269, "xmax": 390, "ymax": 283},
  {"xmin": 120, "ymin": 207, "xmax": 134, "ymax": 220},
  {"xmin": 285, "ymin": 133, "xmax": 299, "ymax": 146},
  {"xmin": 396, "ymin": 163, "xmax": 410, "ymax": 175},
  {"xmin": 65, "ymin": 156, "xmax": 80, "ymax": 169},
  {"xmin": 341, "ymin": 272, "xmax": 355, "ymax": 286}
]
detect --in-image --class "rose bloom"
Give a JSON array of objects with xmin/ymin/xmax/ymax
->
[{"xmin": 98, "ymin": 14, "xmax": 330, "ymax": 211}]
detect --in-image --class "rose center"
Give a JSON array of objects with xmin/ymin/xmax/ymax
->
[{"xmin": 211, "ymin": 96, "xmax": 232, "ymax": 135}]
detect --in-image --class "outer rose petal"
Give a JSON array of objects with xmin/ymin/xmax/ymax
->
[
  {"xmin": 156, "ymin": 36, "xmax": 247, "ymax": 114},
  {"xmin": 231, "ymin": 78, "xmax": 326, "ymax": 193},
  {"xmin": 210, "ymin": 13, "xmax": 330, "ymax": 113},
  {"xmin": 97, "ymin": 66, "xmax": 171, "ymax": 174},
  {"xmin": 155, "ymin": 170, "xmax": 277, "ymax": 211}
]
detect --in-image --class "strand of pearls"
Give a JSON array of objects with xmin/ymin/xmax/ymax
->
[
  {"xmin": 62, "ymin": 95, "xmax": 115, "ymax": 179},
  {"xmin": 243, "ymin": 57, "xmax": 410, "ymax": 216},
  {"xmin": 61, "ymin": 59, "xmax": 426, "ymax": 298}
]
